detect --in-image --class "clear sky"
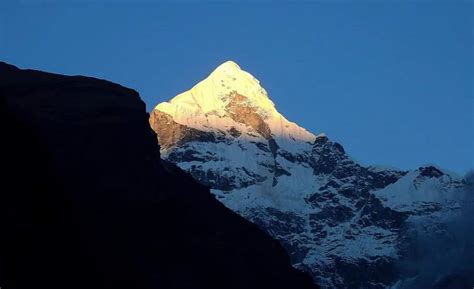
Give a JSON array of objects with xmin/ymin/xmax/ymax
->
[{"xmin": 1, "ymin": 0, "xmax": 472, "ymax": 173}]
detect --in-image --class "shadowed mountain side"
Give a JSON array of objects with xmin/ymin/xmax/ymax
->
[{"xmin": 0, "ymin": 62, "xmax": 318, "ymax": 289}]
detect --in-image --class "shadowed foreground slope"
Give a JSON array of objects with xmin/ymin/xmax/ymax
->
[{"xmin": 0, "ymin": 62, "xmax": 318, "ymax": 289}]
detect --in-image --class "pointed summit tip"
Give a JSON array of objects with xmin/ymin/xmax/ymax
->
[{"xmin": 213, "ymin": 60, "xmax": 242, "ymax": 73}]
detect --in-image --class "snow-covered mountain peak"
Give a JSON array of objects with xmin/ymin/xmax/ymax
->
[
  {"xmin": 149, "ymin": 62, "xmax": 470, "ymax": 289},
  {"xmin": 152, "ymin": 62, "xmax": 316, "ymax": 148},
  {"xmin": 154, "ymin": 61, "xmax": 271, "ymax": 120},
  {"xmin": 211, "ymin": 60, "xmax": 243, "ymax": 74}
]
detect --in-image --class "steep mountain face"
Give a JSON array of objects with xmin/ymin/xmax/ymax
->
[
  {"xmin": 0, "ymin": 62, "xmax": 318, "ymax": 289},
  {"xmin": 150, "ymin": 61, "xmax": 471, "ymax": 289}
]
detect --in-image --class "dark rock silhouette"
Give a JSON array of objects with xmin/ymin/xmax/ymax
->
[{"xmin": 0, "ymin": 62, "xmax": 318, "ymax": 289}]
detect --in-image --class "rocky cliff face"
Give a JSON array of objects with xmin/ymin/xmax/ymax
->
[
  {"xmin": 150, "ymin": 61, "xmax": 471, "ymax": 289},
  {"xmin": 0, "ymin": 62, "xmax": 318, "ymax": 289}
]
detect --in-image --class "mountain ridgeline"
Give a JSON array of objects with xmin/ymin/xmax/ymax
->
[
  {"xmin": 0, "ymin": 62, "xmax": 318, "ymax": 289},
  {"xmin": 150, "ymin": 61, "xmax": 473, "ymax": 289}
]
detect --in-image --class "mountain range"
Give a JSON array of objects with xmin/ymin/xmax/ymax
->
[
  {"xmin": 2, "ymin": 60, "xmax": 471, "ymax": 289},
  {"xmin": 0, "ymin": 62, "xmax": 317, "ymax": 289},
  {"xmin": 150, "ymin": 61, "xmax": 474, "ymax": 289}
]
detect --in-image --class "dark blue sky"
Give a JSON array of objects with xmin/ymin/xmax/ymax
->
[{"xmin": 1, "ymin": 1, "xmax": 472, "ymax": 173}]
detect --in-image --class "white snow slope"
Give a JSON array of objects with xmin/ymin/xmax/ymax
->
[{"xmin": 150, "ymin": 61, "xmax": 468, "ymax": 289}]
